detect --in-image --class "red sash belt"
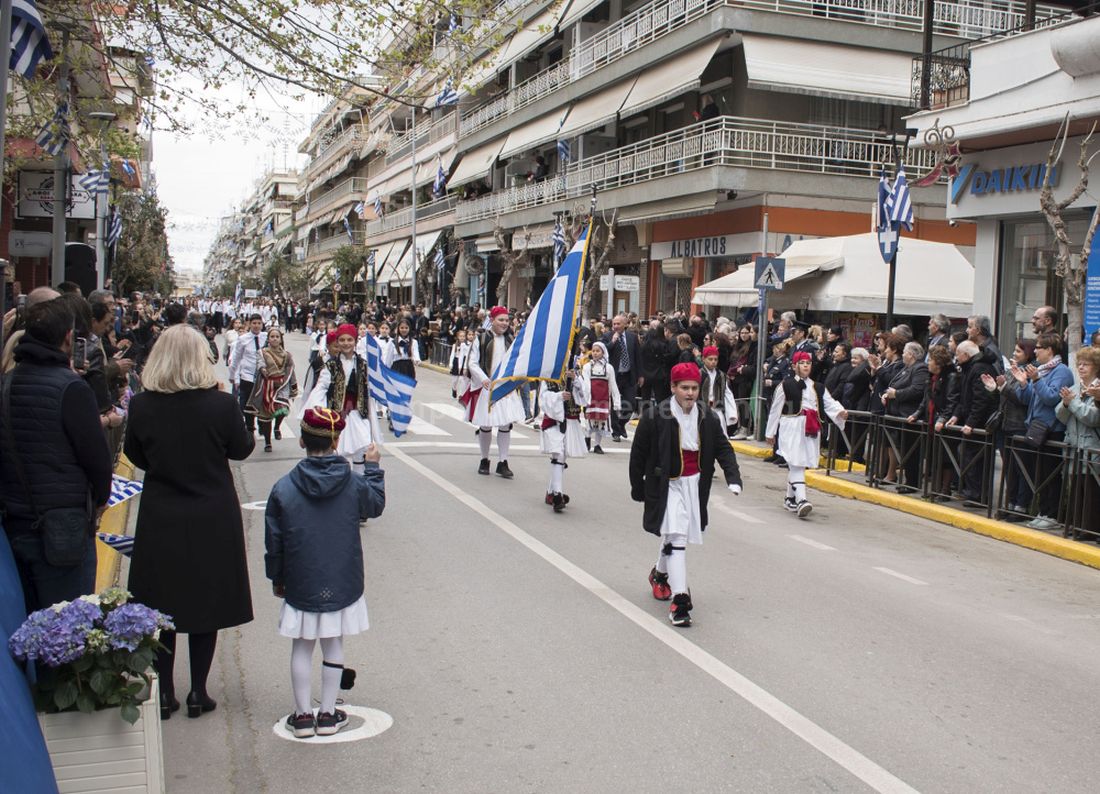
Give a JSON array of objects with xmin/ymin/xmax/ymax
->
[
  {"xmin": 540, "ymin": 415, "xmax": 556, "ymax": 430},
  {"xmin": 681, "ymin": 449, "xmax": 700, "ymax": 477},
  {"xmin": 802, "ymin": 408, "xmax": 821, "ymax": 437}
]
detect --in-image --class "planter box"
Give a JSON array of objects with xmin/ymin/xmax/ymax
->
[{"xmin": 37, "ymin": 677, "xmax": 165, "ymax": 794}]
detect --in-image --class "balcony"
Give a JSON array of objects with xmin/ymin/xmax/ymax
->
[
  {"xmin": 455, "ymin": 115, "xmax": 941, "ymax": 223},
  {"xmin": 275, "ymin": 215, "xmax": 294, "ymax": 236},
  {"xmin": 386, "ymin": 113, "xmax": 458, "ymax": 166},
  {"xmin": 305, "ymin": 124, "xmax": 366, "ymax": 179},
  {"xmin": 460, "ymin": 0, "xmax": 1065, "ymax": 137},
  {"xmin": 317, "ymin": 231, "xmax": 366, "ymax": 254},
  {"xmin": 366, "ymin": 195, "xmax": 457, "ymax": 237},
  {"xmin": 310, "ymin": 177, "xmax": 369, "ymax": 216}
]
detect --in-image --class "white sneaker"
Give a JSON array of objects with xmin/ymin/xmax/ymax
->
[
  {"xmin": 783, "ymin": 496, "xmax": 798, "ymax": 512},
  {"xmin": 796, "ymin": 500, "xmax": 813, "ymax": 518},
  {"xmin": 1026, "ymin": 515, "xmax": 1057, "ymax": 530}
]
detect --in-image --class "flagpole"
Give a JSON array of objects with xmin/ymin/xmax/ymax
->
[
  {"xmin": 410, "ymin": 106, "xmax": 418, "ymax": 308},
  {"xmin": 51, "ymin": 30, "xmax": 69, "ymax": 288}
]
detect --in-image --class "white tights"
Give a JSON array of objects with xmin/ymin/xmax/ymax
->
[
  {"xmin": 547, "ymin": 454, "xmax": 565, "ymax": 493},
  {"xmin": 655, "ymin": 533, "xmax": 688, "ymax": 595},
  {"xmin": 787, "ymin": 466, "xmax": 807, "ymax": 502},
  {"xmin": 477, "ymin": 426, "xmax": 512, "ymax": 461},
  {"xmin": 589, "ymin": 427, "xmax": 605, "ymax": 447},
  {"xmin": 290, "ymin": 636, "xmax": 344, "ymax": 716}
]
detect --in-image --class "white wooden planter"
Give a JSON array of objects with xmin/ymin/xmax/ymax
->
[{"xmin": 37, "ymin": 677, "xmax": 165, "ymax": 794}]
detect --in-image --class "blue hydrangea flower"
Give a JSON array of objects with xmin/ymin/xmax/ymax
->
[{"xmin": 103, "ymin": 603, "xmax": 170, "ymax": 651}]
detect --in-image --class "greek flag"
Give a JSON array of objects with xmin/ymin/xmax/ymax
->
[
  {"xmin": 490, "ymin": 221, "xmax": 592, "ymax": 404},
  {"xmin": 121, "ymin": 159, "xmax": 136, "ymax": 177},
  {"xmin": 433, "ymin": 158, "xmax": 447, "ymax": 198},
  {"xmin": 365, "ymin": 334, "xmax": 415, "ymax": 437},
  {"xmin": 434, "ymin": 246, "xmax": 446, "ymax": 272},
  {"xmin": 97, "ymin": 532, "xmax": 135, "ymax": 557},
  {"xmin": 353, "ymin": 201, "xmax": 365, "ymax": 219},
  {"xmin": 107, "ymin": 475, "xmax": 143, "ymax": 507},
  {"xmin": 552, "ymin": 217, "xmax": 566, "ymax": 270},
  {"xmin": 435, "ymin": 80, "xmax": 459, "ymax": 107},
  {"xmin": 366, "ymin": 249, "xmax": 376, "ymax": 275},
  {"xmin": 448, "ymin": 12, "xmax": 459, "ymax": 32},
  {"xmin": 887, "ymin": 166, "xmax": 914, "ymax": 231},
  {"xmin": 107, "ymin": 206, "xmax": 123, "ymax": 247},
  {"xmin": 79, "ymin": 162, "xmax": 110, "ymax": 196},
  {"xmin": 35, "ymin": 102, "xmax": 69, "ymax": 157},
  {"xmin": 264, "ymin": 219, "xmax": 274, "ymax": 236},
  {"xmin": 373, "ymin": 195, "xmax": 384, "ymax": 218},
  {"xmin": 143, "ymin": 52, "xmax": 155, "ymax": 68},
  {"xmin": 876, "ymin": 168, "xmax": 891, "ymax": 231},
  {"xmin": 10, "ymin": 0, "xmax": 53, "ymax": 78},
  {"xmin": 234, "ymin": 281, "xmax": 243, "ymax": 304},
  {"xmin": 557, "ymin": 138, "xmax": 570, "ymax": 163},
  {"xmin": 343, "ymin": 216, "xmax": 353, "ymax": 241}
]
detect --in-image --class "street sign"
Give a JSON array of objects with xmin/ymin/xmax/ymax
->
[
  {"xmin": 599, "ymin": 274, "xmax": 640, "ymax": 291},
  {"xmin": 877, "ymin": 224, "xmax": 899, "ymax": 263},
  {"xmin": 754, "ymin": 256, "xmax": 785, "ymax": 290}
]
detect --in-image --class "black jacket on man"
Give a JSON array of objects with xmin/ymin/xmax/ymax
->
[
  {"xmin": 629, "ymin": 399, "xmax": 742, "ymax": 535},
  {"xmin": 601, "ymin": 329, "xmax": 641, "ymax": 378},
  {"xmin": 953, "ymin": 349, "xmax": 997, "ymax": 428},
  {"xmin": 887, "ymin": 361, "xmax": 930, "ymax": 419}
]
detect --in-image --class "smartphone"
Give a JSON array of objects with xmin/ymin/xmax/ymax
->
[{"xmin": 72, "ymin": 337, "xmax": 88, "ymax": 370}]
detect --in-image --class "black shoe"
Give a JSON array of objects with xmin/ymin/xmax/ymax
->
[
  {"xmin": 496, "ymin": 461, "xmax": 514, "ymax": 479},
  {"xmin": 669, "ymin": 593, "xmax": 692, "ymax": 627},
  {"xmin": 762, "ymin": 454, "xmax": 779, "ymax": 463},
  {"xmin": 796, "ymin": 500, "xmax": 813, "ymax": 518},
  {"xmin": 315, "ymin": 708, "xmax": 349, "ymax": 736},
  {"xmin": 160, "ymin": 691, "xmax": 180, "ymax": 720},
  {"xmin": 612, "ymin": 434, "xmax": 622, "ymax": 442},
  {"xmin": 286, "ymin": 711, "xmax": 315, "ymax": 738},
  {"xmin": 274, "ymin": 430, "xmax": 282, "ymax": 440},
  {"xmin": 478, "ymin": 458, "xmax": 491, "ymax": 475},
  {"xmin": 552, "ymin": 493, "xmax": 566, "ymax": 513},
  {"xmin": 895, "ymin": 485, "xmax": 917, "ymax": 495},
  {"xmin": 585, "ymin": 437, "xmax": 591, "ymax": 451},
  {"xmin": 593, "ymin": 445, "xmax": 604, "ymax": 454},
  {"xmin": 186, "ymin": 691, "xmax": 217, "ymax": 718},
  {"xmin": 264, "ymin": 443, "xmax": 273, "ymax": 453}
]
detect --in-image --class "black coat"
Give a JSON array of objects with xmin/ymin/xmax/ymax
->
[
  {"xmin": 629, "ymin": 400, "xmax": 742, "ymax": 535},
  {"xmin": 887, "ymin": 362, "xmax": 930, "ymax": 419},
  {"xmin": 824, "ymin": 357, "xmax": 851, "ymax": 412},
  {"xmin": 125, "ymin": 388, "xmax": 255, "ymax": 633},
  {"xmin": 640, "ymin": 336, "xmax": 675, "ymax": 382},
  {"xmin": 953, "ymin": 352, "xmax": 997, "ymax": 429},
  {"xmin": 842, "ymin": 361, "xmax": 872, "ymax": 411},
  {"xmin": 870, "ymin": 359, "xmax": 903, "ymax": 415}
]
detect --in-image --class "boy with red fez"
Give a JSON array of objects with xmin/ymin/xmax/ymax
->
[
  {"xmin": 700, "ymin": 345, "xmax": 738, "ymax": 438},
  {"xmin": 466, "ymin": 306, "xmax": 526, "ymax": 478},
  {"xmin": 766, "ymin": 350, "xmax": 847, "ymax": 518},
  {"xmin": 305, "ymin": 324, "xmax": 381, "ymax": 471},
  {"xmin": 630, "ymin": 362, "xmax": 744, "ymax": 627}
]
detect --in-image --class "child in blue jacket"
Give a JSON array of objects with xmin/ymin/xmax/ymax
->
[{"xmin": 264, "ymin": 407, "xmax": 386, "ymax": 738}]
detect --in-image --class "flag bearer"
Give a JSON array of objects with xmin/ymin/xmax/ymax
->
[
  {"xmin": 539, "ymin": 373, "xmax": 587, "ymax": 512},
  {"xmin": 466, "ymin": 306, "xmax": 526, "ymax": 478},
  {"xmin": 306, "ymin": 324, "xmax": 380, "ymax": 472}
]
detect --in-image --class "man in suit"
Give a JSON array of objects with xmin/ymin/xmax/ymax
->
[{"xmin": 601, "ymin": 314, "xmax": 641, "ymax": 441}]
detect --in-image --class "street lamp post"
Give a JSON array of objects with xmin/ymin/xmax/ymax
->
[
  {"xmin": 88, "ymin": 111, "xmax": 116, "ymax": 292},
  {"xmin": 410, "ymin": 108, "xmax": 418, "ymax": 308}
]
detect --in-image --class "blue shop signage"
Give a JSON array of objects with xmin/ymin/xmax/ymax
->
[{"xmin": 950, "ymin": 161, "xmax": 1060, "ymax": 204}]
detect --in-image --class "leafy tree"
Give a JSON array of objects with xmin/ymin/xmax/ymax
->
[
  {"xmin": 331, "ymin": 245, "xmax": 364, "ymax": 297},
  {"xmin": 110, "ymin": 190, "xmax": 175, "ymax": 296}
]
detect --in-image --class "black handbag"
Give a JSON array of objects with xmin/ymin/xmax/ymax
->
[
  {"xmin": 984, "ymin": 409, "xmax": 1004, "ymax": 432},
  {"xmin": 1, "ymin": 376, "xmax": 93, "ymax": 567},
  {"xmin": 1024, "ymin": 418, "xmax": 1051, "ymax": 448}
]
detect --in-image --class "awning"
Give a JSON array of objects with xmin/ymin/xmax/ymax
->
[
  {"xmin": 557, "ymin": 78, "xmax": 636, "ymax": 140},
  {"xmin": 559, "ymin": 0, "xmax": 602, "ymax": 30},
  {"xmin": 618, "ymin": 193, "xmax": 718, "ymax": 225},
  {"xmin": 373, "ymin": 167, "xmax": 415, "ymax": 198},
  {"xmin": 620, "ymin": 39, "xmax": 721, "ymax": 118},
  {"xmin": 499, "ymin": 108, "xmax": 571, "ymax": 160},
  {"xmin": 415, "ymin": 230, "xmax": 444, "ymax": 264},
  {"xmin": 497, "ymin": 7, "xmax": 560, "ymax": 74},
  {"xmin": 476, "ymin": 235, "xmax": 499, "ymax": 253},
  {"xmin": 741, "ymin": 35, "xmax": 914, "ymax": 106},
  {"xmin": 514, "ymin": 223, "xmax": 556, "ymax": 249},
  {"xmin": 692, "ymin": 233, "xmax": 974, "ymax": 315},
  {"xmin": 450, "ymin": 139, "xmax": 507, "ymax": 187},
  {"xmin": 373, "ymin": 240, "xmax": 402, "ymax": 274},
  {"xmin": 462, "ymin": 45, "xmax": 507, "ymax": 95},
  {"xmin": 389, "ymin": 239, "xmax": 416, "ymax": 286}
]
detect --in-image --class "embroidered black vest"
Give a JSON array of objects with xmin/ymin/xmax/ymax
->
[
  {"xmin": 703, "ymin": 368, "xmax": 727, "ymax": 409},
  {"xmin": 780, "ymin": 377, "xmax": 810, "ymax": 416},
  {"xmin": 476, "ymin": 329, "xmax": 514, "ymax": 377},
  {"xmin": 325, "ymin": 356, "xmax": 369, "ymax": 414}
]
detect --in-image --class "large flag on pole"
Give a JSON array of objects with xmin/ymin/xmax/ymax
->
[
  {"xmin": 489, "ymin": 220, "xmax": 592, "ymax": 404},
  {"xmin": 887, "ymin": 165, "xmax": 914, "ymax": 231},
  {"xmin": 364, "ymin": 333, "xmax": 415, "ymax": 436},
  {"xmin": 10, "ymin": 0, "xmax": 53, "ymax": 78}
]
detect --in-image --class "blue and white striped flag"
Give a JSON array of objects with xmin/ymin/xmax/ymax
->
[
  {"xmin": 10, "ymin": 0, "xmax": 53, "ymax": 78},
  {"xmin": 97, "ymin": 532, "xmax": 135, "ymax": 557},
  {"xmin": 108, "ymin": 475, "xmax": 143, "ymax": 507},
  {"xmin": 433, "ymin": 157, "xmax": 447, "ymax": 198},
  {"xmin": 234, "ymin": 281, "xmax": 243, "ymax": 304},
  {"xmin": 435, "ymin": 80, "xmax": 459, "ymax": 107},
  {"xmin": 552, "ymin": 217, "xmax": 566, "ymax": 270},
  {"xmin": 35, "ymin": 102, "xmax": 69, "ymax": 157},
  {"xmin": 490, "ymin": 221, "xmax": 592, "ymax": 404},
  {"xmin": 373, "ymin": 195, "xmax": 384, "ymax": 218},
  {"xmin": 264, "ymin": 219, "xmax": 274, "ymax": 236},
  {"xmin": 876, "ymin": 168, "xmax": 891, "ymax": 232},
  {"xmin": 434, "ymin": 246, "xmax": 446, "ymax": 272},
  {"xmin": 448, "ymin": 12, "xmax": 459, "ymax": 32},
  {"xmin": 366, "ymin": 249, "xmax": 376, "ymax": 275},
  {"xmin": 365, "ymin": 334, "xmax": 415, "ymax": 436},
  {"xmin": 79, "ymin": 162, "xmax": 110, "ymax": 196},
  {"xmin": 557, "ymin": 138, "xmax": 570, "ymax": 163},
  {"xmin": 343, "ymin": 216, "xmax": 353, "ymax": 241},
  {"xmin": 353, "ymin": 201, "xmax": 366, "ymax": 219},
  {"xmin": 121, "ymin": 159, "xmax": 136, "ymax": 177},
  {"xmin": 107, "ymin": 206, "xmax": 123, "ymax": 248},
  {"xmin": 887, "ymin": 166, "xmax": 914, "ymax": 231}
]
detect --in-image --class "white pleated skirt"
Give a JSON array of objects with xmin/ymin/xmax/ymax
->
[
  {"xmin": 469, "ymin": 387, "xmax": 526, "ymax": 428},
  {"xmin": 336, "ymin": 411, "xmax": 374, "ymax": 456},
  {"xmin": 539, "ymin": 419, "xmax": 588, "ymax": 458},
  {"xmin": 278, "ymin": 595, "xmax": 369, "ymax": 639},
  {"xmin": 660, "ymin": 474, "xmax": 703, "ymax": 544}
]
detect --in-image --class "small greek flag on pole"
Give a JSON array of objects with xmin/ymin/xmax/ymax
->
[
  {"xmin": 353, "ymin": 201, "xmax": 366, "ymax": 219},
  {"xmin": 97, "ymin": 532, "xmax": 136, "ymax": 556},
  {"xmin": 433, "ymin": 157, "xmax": 447, "ymax": 198},
  {"xmin": 552, "ymin": 217, "xmax": 566, "ymax": 271},
  {"xmin": 108, "ymin": 475, "xmax": 143, "ymax": 507},
  {"xmin": 435, "ymin": 80, "xmax": 459, "ymax": 108},
  {"xmin": 887, "ymin": 165, "xmax": 914, "ymax": 231},
  {"xmin": 107, "ymin": 206, "xmax": 123, "ymax": 248},
  {"xmin": 10, "ymin": 0, "xmax": 53, "ymax": 78},
  {"xmin": 35, "ymin": 102, "xmax": 70, "ymax": 156},
  {"xmin": 365, "ymin": 334, "xmax": 416, "ymax": 436},
  {"xmin": 557, "ymin": 138, "xmax": 570, "ymax": 163},
  {"xmin": 79, "ymin": 162, "xmax": 110, "ymax": 196},
  {"xmin": 121, "ymin": 159, "xmax": 136, "ymax": 177},
  {"xmin": 448, "ymin": 12, "xmax": 460, "ymax": 32},
  {"xmin": 366, "ymin": 249, "xmax": 376, "ymax": 269},
  {"xmin": 343, "ymin": 216, "xmax": 354, "ymax": 241},
  {"xmin": 373, "ymin": 195, "xmax": 384, "ymax": 218},
  {"xmin": 264, "ymin": 219, "xmax": 274, "ymax": 236},
  {"xmin": 434, "ymin": 246, "xmax": 446, "ymax": 272}
]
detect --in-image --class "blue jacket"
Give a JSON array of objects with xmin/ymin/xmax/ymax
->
[
  {"xmin": 264, "ymin": 455, "xmax": 385, "ymax": 613},
  {"xmin": 1016, "ymin": 361, "xmax": 1074, "ymax": 432}
]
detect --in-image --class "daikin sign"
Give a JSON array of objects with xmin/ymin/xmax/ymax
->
[{"xmin": 949, "ymin": 161, "xmax": 1060, "ymax": 203}]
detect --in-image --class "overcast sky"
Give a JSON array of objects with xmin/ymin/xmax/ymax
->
[{"xmin": 155, "ymin": 83, "xmax": 325, "ymax": 276}]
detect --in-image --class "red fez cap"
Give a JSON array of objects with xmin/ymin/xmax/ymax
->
[
  {"xmin": 702, "ymin": 346, "xmax": 719, "ymax": 359},
  {"xmin": 792, "ymin": 351, "xmax": 812, "ymax": 364},
  {"xmin": 300, "ymin": 407, "xmax": 346, "ymax": 438},
  {"xmin": 325, "ymin": 331, "xmax": 339, "ymax": 345},
  {"xmin": 489, "ymin": 306, "xmax": 509, "ymax": 319},
  {"xmin": 671, "ymin": 362, "xmax": 701, "ymax": 384},
  {"xmin": 336, "ymin": 323, "xmax": 357, "ymax": 339}
]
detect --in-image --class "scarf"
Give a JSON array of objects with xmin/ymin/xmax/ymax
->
[
  {"xmin": 264, "ymin": 343, "xmax": 288, "ymax": 374},
  {"xmin": 1036, "ymin": 354, "xmax": 1062, "ymax": 378}
]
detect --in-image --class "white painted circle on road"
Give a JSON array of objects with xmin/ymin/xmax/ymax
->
[
  {"xmin": 271, "ymin": 705, "xmax": 393, "ymax": 744},
  {"xmin": 241, "ymin": 501, "xmax": 267, "ymax": 511}
]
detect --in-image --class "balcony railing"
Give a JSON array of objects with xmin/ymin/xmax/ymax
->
[
  {"xmin": 295, "ymin": 205, "xmax": 310, "ymax": 223},
  {"xmin": 310, "ymin": 177, "xmax": 369, "ymax": 216},
  {"xmin": 455, "ymin": 115, "xmax": 941, "ymax": 222},
  {"xmin": 318, "ymin": 231, "xmax": 366, "ymax": 254},
  {"xmin": 386, "ymin": 113, "xmax": 458, "ymax": 166},
  {"xmin": 275, "ymin": 216, "xmax": 294, "ymax": 236},
  {"xmin": 306, "ymin": 125, "xmax": 366, "ymax": 178},
  {"xmin": 460, "ymin": 0, "xmax": 1065, "ymax": 137},
  {"xmin": 366, "ymin": 195, "xmax": 457, "ymax": 236}
]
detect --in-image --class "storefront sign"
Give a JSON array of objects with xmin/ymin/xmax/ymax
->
[
  {"xmin": 599, "ymin": 275, "xmax": 640, "ymax": 291},
  {"xmin": 1084, "ymin": 242, "xmax": 1100, "ymax": 341},
  {"xmin": 651, "ymin": 235, "xmax": 735, "ymax": 260},
  {"xmin": 8, "ymin": 230, "xmax": 52, "ymax": 258},
  {"xmin": 950, "ymin": 162, "xmax": 1059, "ymax": 203},
  {"xmin": 16, "ymin": 171, "xmax": 96, "ymax": 220}
]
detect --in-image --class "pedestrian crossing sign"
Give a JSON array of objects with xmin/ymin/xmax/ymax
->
[{"xmin": 754, "ymin": 256, "xmax": 785, "ymax": 290}]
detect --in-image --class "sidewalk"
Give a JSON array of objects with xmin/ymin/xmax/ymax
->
[{"xmin": 729, "ymin": 439, "xmax": 1100, "ymax": 572}]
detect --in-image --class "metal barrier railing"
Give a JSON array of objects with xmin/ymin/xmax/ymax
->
[
  {"xmin": 430, "ymin": 341, "xmax": 453, "ymax": 368},
  {"xmin": 996, "ymin": 434, "xmax": 1071, "ymax": 527},
  {"xmin": 1064, "ymin": 446, "xmax": 1100, "ymax": 542}
]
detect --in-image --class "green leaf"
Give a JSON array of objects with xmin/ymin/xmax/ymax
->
[
  {"xmin": 89, "ymin": 669, "xmax": 113, "ymax": 696},
  {"xmin": 53, "ymin": 680, "xmax": 79, "ymax": 710},
  {"xmin": 76, "ymin": 693, "xmax": 96, "ymax": 714},
  {"xmin": 72, "ymin": 655, "xmax": 94, "ymax": 673},
  {"xmin": 120, "ymin": 702, "xmax": 140, "ymax": 725}
]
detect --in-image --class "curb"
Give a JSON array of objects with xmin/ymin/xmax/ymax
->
[
  {"xmin": 95, "ymin": 456, "xmax": 136, "ymax": 591},
  {"xmin": 422, "ymin": 362, "xmax": 449, "ymax": 375},
  {"xmin": 730, "ymin": 440, "xmax": 1100, "ymax": 570}
]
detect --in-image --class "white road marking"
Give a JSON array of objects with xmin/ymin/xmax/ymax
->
[
  {"xmin": 407, "ymin": 416, "xmax": 452, "ymax": 436},
  {"xmin": 271, "ymin": 705, "xmax": 393, "ymax": 744},
  {"xmin": 790, "ymin": 534, "xmax": 837, "ymax": 551},
  {"xmin": 1001, "ymin": 614, "xmax": 1061, "ymax": 636},
  {"xmin": 872, "ymin": 567, "xmax": 929, "ymax": 586},
  {"xmin": 389, "ymin": 445, "xmax": 920, "ymax": 794},
  {"xmin": 714, "ymin": 501, "xmax": 766, "ymax": 525},
  {"xmin": 383, "ymin": 440, "xmax": 630, "ymax": 454},
  {"xmin": 241, "ymin": 501, "xmax": 267, "ymax": 511},
  {"xmin": 420, "ymin": 402, "xmax": 529, "ymax": 438}
]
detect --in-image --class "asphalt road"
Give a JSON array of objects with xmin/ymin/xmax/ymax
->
[{"xmin": 146, "ymin": 332, "xmax": 1100, "ymax": 794}]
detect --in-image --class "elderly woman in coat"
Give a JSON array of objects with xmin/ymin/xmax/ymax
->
[
  {"xmin": 883, "ymin": 341, "xmax": 929, "ymax": 493},
  {"xmin": 1056, "ymin": 346, "xmax": 1100, "ymax": 541}
]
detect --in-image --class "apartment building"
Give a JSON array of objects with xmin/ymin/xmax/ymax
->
[
  {"xmin": 349, "ymin": 0, "xmax": 1077, "ymax": 317},
  {"xmin": 908, "ymin": 6, "xmax": 1100, "ymax": 350}
]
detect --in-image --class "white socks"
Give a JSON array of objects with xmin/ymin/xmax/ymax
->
[
  {"xmin": 590, "ymin": 428, "xmax": 604, "ymax": 447},
  {"xmin": 787, "ymin": 466, "xmax": 807, "ymax": 502},
  {"xmin": 478, "ymin": 427, "xmax": 492, "ymax": 458},
  {"xmin": 548, "ymin": 456, "xmax": 564, "ymax": 493},
  {"xmin": 289, "ymin": 636, "xmax": 345, "ymax": 715},
  {"xmin": 497, "ymin": 426, "xmax": 511, "ymax": 462},
  {"xmin": 658, "ymin": 533, "xmax": 688, "ymax": 595}
]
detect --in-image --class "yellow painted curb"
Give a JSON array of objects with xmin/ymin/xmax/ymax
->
[
  {"xmin": 806, "ymin": 470, "xmax": 1100, "ymax": 571},
  {"xmin": 422, "ymin": 362, "xmax": 449, "ymax": 375},
  {"xmin": 730, "ymin": 439, "xmax": 866, "ymax": 472},
  {"xmin": 95, "ymin": 456, "xmax": 135, "ymax": 591}
]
